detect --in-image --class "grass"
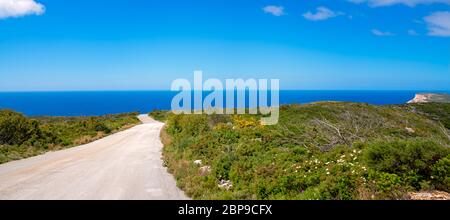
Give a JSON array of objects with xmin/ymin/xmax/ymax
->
[
  {"xmin": 0, "ymin": 110, "xmax": 140, "ymax": 164},
  {"xmin": 158, "ymin": 102, "xmax": 450, "ymax": 200}
]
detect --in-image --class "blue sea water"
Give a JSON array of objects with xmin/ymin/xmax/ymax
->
[{"xmin": 0, "ymin": 90, "xmax": 448, "ymax": 116}]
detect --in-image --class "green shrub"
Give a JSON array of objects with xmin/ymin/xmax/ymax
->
[
  {"xmin": 0, "ymin": 110, "xmax": 41, "ymax": 145},
  {"xmin": 149, "ymin": 110, "xmax": 170, "ymax": 122},
  {"xmin": 214, "ymin": 154, "xmax": 237, "ymax": 180},
  {"xmin": 89, "ymin": 119, "xmax": 111, "ymax": 134},
  {"xmin": 363, "ymin": 140, "xmax": 449, "ymax": 175},
  {"xmin": 432, "ymin": 155, "xmax": 450, "ymax": 191},
  {"xmin": 366, "ymin": 171, "xmax": 409, "ymax": 199},
  {"xmin": 363, "ymin": 140, "xmax": 449, "ymax": 190},
  {"xmin": 166, "ymin": 114, "xmax": 210, "ymax": 136}
]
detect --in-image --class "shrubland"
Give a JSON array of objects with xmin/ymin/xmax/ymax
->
[
  {"xmin": 149, "ymin": 110, "xmax": 171, "ymax": 122},
  {"xmin": 0, "ymin": 110, "xmax": 140, "ymax": 163},
  {"xmin": 158, "ymin": 102, "xmax": 450, "ymax": 199}
]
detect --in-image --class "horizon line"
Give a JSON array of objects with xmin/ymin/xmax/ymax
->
[{"xmin": 0, "ymin": 89, "xmax": 449, "ymax": 93}]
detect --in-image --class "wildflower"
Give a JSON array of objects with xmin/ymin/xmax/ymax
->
[{"xmin": 326, "ymin": 172, "xmax": 330, "ymax": 175}]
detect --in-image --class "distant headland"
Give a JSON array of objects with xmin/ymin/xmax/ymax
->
[{"xmin": 408, "ymin": 93, "xmax": 450, "ymax": 104}]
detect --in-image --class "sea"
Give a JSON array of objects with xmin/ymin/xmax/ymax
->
[{"xmin": 0, "ymin": 90, "xmax": 448, "ymax": 116}]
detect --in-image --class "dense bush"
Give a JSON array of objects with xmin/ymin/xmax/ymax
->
[
  {"xmin": 363, "ymin": 140, "xmax": 449, "ymax": 189},
  {"xmin": 432, "ymin": 155, "xmax": 450, "ymax": 191},
  {"xmin": 149, "ymin": 110, "xmax": 171, "ymax": 122},
  {"xmin": 0, "ymin": 110, "xmax": 41, "ymax": 145}
]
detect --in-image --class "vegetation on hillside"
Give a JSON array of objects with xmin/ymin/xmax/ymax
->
[
  {"xmin": 0, "ymin": 110, "xmax": 140, "ymax": 164},
  {"xmin": 404, "ymin": 103, "xmax": 450, "ymax": 130},
  {"xmin": 159, "ymin": 102, "xmax": 450, "ymax": 200},
  {"xmin": 149, "ymin": 110, "xmax": 171, "ymax": 122}
]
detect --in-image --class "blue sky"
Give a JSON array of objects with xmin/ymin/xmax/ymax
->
[{"xmin": 0, "ymin": 0, "xmax": 449, "ymax": 91}]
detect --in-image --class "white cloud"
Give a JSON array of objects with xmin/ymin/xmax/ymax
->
[
  {"xmin": 424, "ymin": 11, "xmax": 450, "ymax": 37},
  {"xmin": 0, "ymin": 0, "xmax": 45, "ymax": 19},
  {"xmin": 371, "ymin": 29, "xmax": 395, "ymax": 36},
  {"xmin": 348, "ymin": 0, "xmax": 450, "ymax": 7},
  {"xmin": 303, "ymin": 7, "xmax": 343, "ymax": 21},
  {"xmin": 263, "ymin": 5, "xmax": 285, "ymax": 16}
]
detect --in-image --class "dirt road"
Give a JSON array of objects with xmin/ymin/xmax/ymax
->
[{"xmin": 0, "ymin": 115, "xmax": 188, "ymax": 200}]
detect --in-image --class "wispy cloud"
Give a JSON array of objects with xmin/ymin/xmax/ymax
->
[
  {"xmin": 303, "ymin": 7, "xmax": 343, "ymax": 21},
  {"xmin": 407, "ymin": 29, "xmax": 419, "ymax": 35},
  {"xmin": 263, "ymin": 5, "xmax": 285, "ymax": 16},
  {"xmin": 424, "ymin": 11, "xmax": 450, "ymax": 37},
  {"xmin": 348, "ymin": 0, "xmax": 450, "ymax": 7},
  {"xmin": 371, "ymin": 29, "xmax": 395, "ymax": 36},
  {"xmin": 0, "ymin": 0, "xmax": 45, "ymax": 19}
]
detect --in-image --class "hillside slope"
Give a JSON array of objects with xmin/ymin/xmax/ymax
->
[{"xmin": 160, "ymin": 102, "xmax": 450, "ymax": 200}]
